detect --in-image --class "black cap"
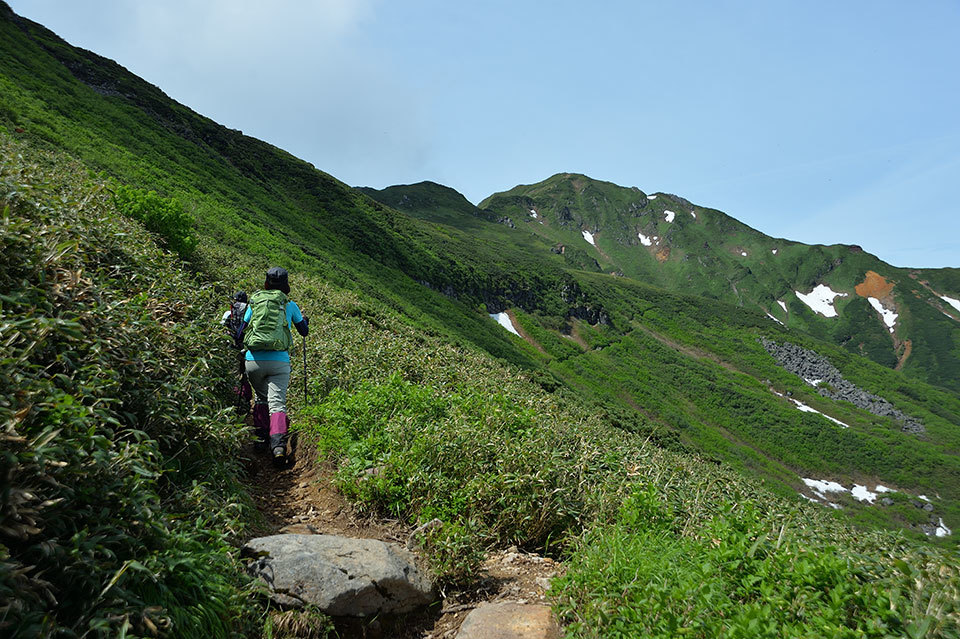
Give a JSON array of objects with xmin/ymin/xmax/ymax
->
[
  {"xmin": 264, "ymin": 267, "xmax": 290, "ymax": 294},
  {"xmin": 233, "ymin": 291, "xmax": 247, "ymax": 303}
]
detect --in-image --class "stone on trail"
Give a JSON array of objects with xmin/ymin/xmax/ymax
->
[
  {"xmin": 243, "ymin": 534, "xmax": 435, "ymax": 617},
  {"xmin": 455, "ymin": 602, "xmax": 560, "ymax": 639}
]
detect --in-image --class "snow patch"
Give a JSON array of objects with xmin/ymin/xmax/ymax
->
[
  {"xmin": 919, "ymin": 495, "xmax": 930, "ymax": 502},
  {"xmin": 690, "ymin": 210, "xmax": 697, "ymax": 219},
  {"xmin": 867, "ymin": 297, "xmax": 898, "ymax": 333},
  {"xmin": 795, "ymin": 284, "xmax": 848, "ymax": 318},
  {"xmin": 766, "ymin": 312, "xmax": 784, "ymax": 326},
  {"xmin": 664, "ymin": 210, "xmax": 675, "ymax": 223},
  {"xmin": 647, "ymin": 194, "xmax": 657, "ymax": 200},
  {"xmin": 851, "ymin": 484, "xmax": 878, "ymax": 503},
  {"xmin": 777, "ymin": 300, "xmax": 788, "ymax": 314},
  {"xmin": 941, "ymin": 295, "xmax": 960, "ymax": 313},
  {"xmin": 489, "ymin": 312, "xmax": 521, "ymax": 337},
  {"xmin": 582, "ymin": 230, "xmax": 595, "ymax": 246},
  {"xmin": 740, "ymin": 251, "xmax": 748, "ymax": 257},
  {"xmin": 772, "ymin": 248, "xmax": 778, "ymax": 255},
  {"xmin": 638, "ymin": 232, "xmax": 653, "ymax": 247},
  {"xmin": 803, "ymin": 478, "xmax": 847, "ymax": 500},
  {"xmin": 935, "ymin": 518, "xmax": 951, "ymax": 537},
  {"xmin": 529, "ymin": 209, "xmax": 538, "ymax": 218},
  {"xmin": 789, "ymin": 398, "xmax": 849, "ymax": 428},
  {"xmin": 875, "ymin": 485, "xmax": 893, "ymax": 493},
  {"xmin": 803, "ymin": 378, "xmax": 822, "ymax": 387}
]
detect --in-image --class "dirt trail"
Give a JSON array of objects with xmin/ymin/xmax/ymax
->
[{"xmin": 242, "ymin": 430, "xmax": 560, "ymax": 638}]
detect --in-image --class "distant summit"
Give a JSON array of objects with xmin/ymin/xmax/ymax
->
[{"xmin": 376, "ymin": 172, "xmax": 960, "ymax": 391}]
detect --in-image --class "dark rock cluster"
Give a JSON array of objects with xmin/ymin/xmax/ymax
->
[{"xmin": 760, "ymin": 338, "xmax": 925, "ymax": 435}]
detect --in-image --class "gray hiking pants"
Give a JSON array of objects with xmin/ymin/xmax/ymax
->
[{"xmin": 245, "ymin": 359, "xmax": 291, "ymax": 414}]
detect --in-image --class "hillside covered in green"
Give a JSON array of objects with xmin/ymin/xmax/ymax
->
[
  {"xmin": 2, "ymin": 3, "xmax": 959, "ymax": 637},
  {"xmin": 366, "ymin": 173, "xmax": 960, "ymax": 393}
]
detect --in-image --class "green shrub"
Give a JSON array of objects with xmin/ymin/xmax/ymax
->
[
  {"xmin": 0, "ymin": 138, "xmax": 253, "ymax": 637},
  {"xmin": 113, "ymin": 184, "xmax": 197, "ymax": 258},
  {"xmin": 553, "ymin": 501, "xmax": 930, "ymax": 638}
]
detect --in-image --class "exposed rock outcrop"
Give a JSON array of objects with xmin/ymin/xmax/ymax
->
[
  {"xmin": 456, "ymin": 602, "xmax": 560, "ymax": 639},
  {"xmin": 760, "ymin": 338, "xmax": 924, "ymax": 434},
  {"xmin": 243, "ymin": 534, "xmax": 435, "ymax": 617}
]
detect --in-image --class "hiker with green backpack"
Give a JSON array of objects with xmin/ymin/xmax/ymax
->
[{"xmin": 234, "ymin": 267, "xmax": 309, "ymax": 466}]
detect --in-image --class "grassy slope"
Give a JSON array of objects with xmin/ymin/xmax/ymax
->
[
  {"xmin": 363, "ymin": 182, "xmax": 960, "ymax": 535},
  {"xmin": 0, "ymin": 138, "xmax": 255, "ymax": 637},
  {"xmin": 475, "ymin": 173, "xmax": 960, "ymax": 390},
  {"xmin": 2, "ymin": 4, "xmax": 959, "ymax": 635},
  {"xmin": 4, "ymin": 3, "xmax": 958, "ymax": 535}
]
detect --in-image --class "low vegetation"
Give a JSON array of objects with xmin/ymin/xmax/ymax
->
[
  {"xmin": 1, "ymin": 140, "xmax": 254, "ymax": 636},
  {"xmin": 2, "ymin": 5, "xmax": 959, "ymax": 636}
]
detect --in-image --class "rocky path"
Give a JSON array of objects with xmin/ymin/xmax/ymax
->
[{"xmin": 241, "ymin": 432, "xmax": 561, "ymax": 638}]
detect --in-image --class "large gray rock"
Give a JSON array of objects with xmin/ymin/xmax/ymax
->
[
  {"xmin": 244, "ymin": 534, "xmax": 435, "ymax": 617},
  {"xmin": 760, "ymin": 338, "xmax": 924, "ymax": 434},
  {"xmin": 456, "ymin": 602, "xmax": 560, "ymax": 639}
]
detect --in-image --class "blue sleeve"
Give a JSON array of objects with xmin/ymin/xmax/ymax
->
[
  {"xmin": 287, "ymin": 301, "xmax": 303, "ymax": 325},
  {"xmin": 243, "ymin": 305, "xmax": 252, "ymax": 322}
]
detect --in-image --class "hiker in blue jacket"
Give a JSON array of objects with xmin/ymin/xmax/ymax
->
[{"xmin": 234, "ymin": 267, "xmax": 308, "ymax": 466}]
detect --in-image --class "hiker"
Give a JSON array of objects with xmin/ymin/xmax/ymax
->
[
  {"xmin": 235, "ymin": 267, "xmax": 308, "ymax": 466},
  {"xmin": 221, "ymin": 291, "xmax": 252, "ymax": 416}
]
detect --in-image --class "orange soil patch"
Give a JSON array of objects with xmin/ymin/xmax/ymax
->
[
  {"xmin": 896, "ymin": 339, "xmax": 913, "ymax": 371},
  {"xmin": 855, "ymin": 270, "xmax": 894, "ymax": 299},
  {"xmin": 656, "ymin": 247, "xmax": 671, "ymax": 263}
]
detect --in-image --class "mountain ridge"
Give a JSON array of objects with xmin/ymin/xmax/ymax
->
[{"xmin": 364, "ymin": 173, "xmax": 960, "ymax": 392}]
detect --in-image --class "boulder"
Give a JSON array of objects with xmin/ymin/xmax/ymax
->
[
  {"xmin": 243, "ymin": 534, "xmax": 435, "ymax": 617},
  {"xmin": 456, "ymin": 602, "xmax": 560, "ymax": 639}
]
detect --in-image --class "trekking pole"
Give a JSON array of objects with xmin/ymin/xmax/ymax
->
[{"xmin": 303, "ymin": 334, "xmax": 308, "ymax": 405}]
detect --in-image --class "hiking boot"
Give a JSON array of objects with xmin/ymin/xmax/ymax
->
[{"xmin": 271, "ymin": 446, "xmax": 287, "ymax": 468}]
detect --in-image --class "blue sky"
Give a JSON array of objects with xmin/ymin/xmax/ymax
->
[{"xmin": 10, "ymin": 0, "xmax": 960, "ymax": 267}]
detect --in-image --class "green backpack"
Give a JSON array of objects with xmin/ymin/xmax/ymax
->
[{"xmin": 243, "ymin": 289, "xmax": 293, "ymax": 352}]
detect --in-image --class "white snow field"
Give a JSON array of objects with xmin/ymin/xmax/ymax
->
[
  {"xmin": 942, "ymin": 295, "xmax": 960, "ymax": 313},
  {"xmin": 647, "ymin": 194, "xmax": 657, "ymax": 200},
  {"xmin": 664, "ymin": 210, "xmax": 675, "ymax": 222},
  {"xmin": 803, "ymin": 479, "xmax": 887, "ymax": 504},
  {"xmin": 772, "ymin": 248, "xmax": 778, "ymax": 255},
  {"xmin": 774, "ymin": 390, "xmax": 849, "ymax": 427},
  {"xmin": 790, "ymin": 398, "xmax": 850, "ymax": 427},
  {"xmin": 777, "ymin": 300, "xmax": 788, "ymax": 314},
  {"xmin": 936, "ymin": 518, "xmax": 952, "ymax": 537},
  {"xmin": 690, "ymin": 210, "xmax": 697, "ymax": 219},
  {"xmin": 795, "ymin": 284, "xmax": 847, "ymax": 318},
  {"xmin": 803, "ymin": 478, "xmax": 847, "ymax": 499},
  {"xmin": 851, "ymin": 485, "xmax": 879, "ymax": 504},
  {"xmin": 766, "ymin": 312, "xmax": 784, "ymax": 326},
  {"xmin": 489, "ymin": 312, "xmax": 521, "ymax": 336},
  {"xmin": 529, "ymin": 209, "xmax": 538, "ymax": 218},
  {"xmin": 867, "ymin": 297, "xmax": 898, "ymax": 332},
  {"xmin": 582, "ymin": 230, "xmax": 595, "ymax": 246},
  {"xmin": 638, "ymin": 232, "xmax": 653, "ymax": 247}
]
